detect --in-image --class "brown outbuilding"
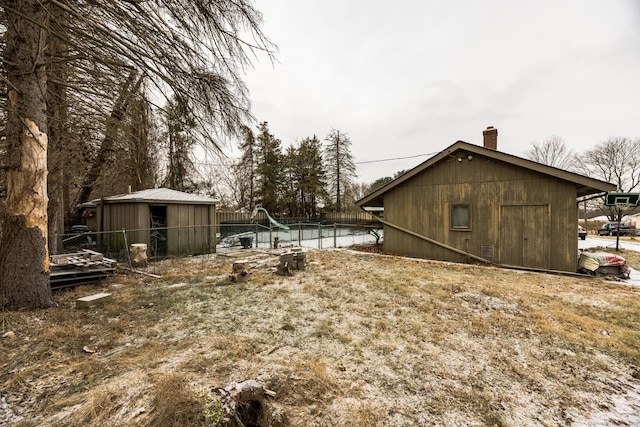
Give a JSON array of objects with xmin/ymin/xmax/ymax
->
[
  {"xmin": 356, "ymin": 128, "xmax": 616, "ymax": 273},
  {"xmin": 82, "ymin": 188, "xmax": 219, "ymax": 257}
]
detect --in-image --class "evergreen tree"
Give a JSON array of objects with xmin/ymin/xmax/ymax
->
[
  {"xmin": 163, "ymin": 98, "xmax": 197, "ymax": 191},
  {"xmin": 324, "ymin": 129, "xmax": 357, "ymax": 212},
  {"xmin": 235, "ymin": 125, "xmax": 258, "ymax": 211},
  {"xmin": 365, "ymin": 169, "xmax": 408, "ymax": 194},
  {"xmin": 282, "ymin": 145, "xmax": 300, "ymax": 216},
  {"xmin": 0, "ymin": 0, "xmax": 54, "ymax": 308},
  {"xmin": 296, "ymin": 136, "xmax": 327, "ymax": 217},
  {"xmin": 255, "ymin": 122, "xmax": 284, "ymax": 214}
]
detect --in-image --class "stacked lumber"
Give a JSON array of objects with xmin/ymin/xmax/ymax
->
[{"xmin": 50, "ymin": 249, "xmax": 118, "ymax": 288}]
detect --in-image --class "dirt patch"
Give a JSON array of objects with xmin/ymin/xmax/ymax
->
[{"xmin": 2, "ymin": 248, "xmax": 640, "ymax": 426}]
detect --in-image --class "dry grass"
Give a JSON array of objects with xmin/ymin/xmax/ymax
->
[{"xmin": 2, "ymin": 248, "xmax": 640, "ymax": 426}]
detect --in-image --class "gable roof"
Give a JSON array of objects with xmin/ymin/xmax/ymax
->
[
  {"xmin": 357, "ymin": 141, "xmax": 616, "ymax": 207},
  {"xmin": 86, "ymin": 188, "xmax": 219, "ymax": 205}
]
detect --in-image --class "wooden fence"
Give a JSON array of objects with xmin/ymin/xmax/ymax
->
[{"xmin": 217, "ymin": 211, "xmax": 373, "ymax": 225}]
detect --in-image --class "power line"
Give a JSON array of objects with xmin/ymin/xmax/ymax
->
[
  {"xmin": 190, "ymin": 151, "xmax": 439, "ymax": 167},
  {"xmin": 355, "ymin": 152, "xmax": 437, "ymax": 165}
]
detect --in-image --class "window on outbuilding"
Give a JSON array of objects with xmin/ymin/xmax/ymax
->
[{"xmin": 451, "ymin": 204, "xmax": 471, "ymax": 230}]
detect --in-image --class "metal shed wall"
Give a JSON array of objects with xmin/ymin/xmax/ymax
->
[
  {"xmin": 93, "ymin": 202, "xmax": 216, "ymax": 256},
  {"xmin": 166, "ymin": 204, "xmax": 216, "ymax": 254}
]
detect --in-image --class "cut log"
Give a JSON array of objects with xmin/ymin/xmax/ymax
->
[
  {"xmin": 294, "ymin": 252, "xmax": 306, "ymax": 271},
  {"xmin": 129, "ymin": 243, "xmax": 147, "ymax": 267},
  {"xmin": 231, "ymin": 260, "xmax": 251, "ymax": 283},
  {"xmin": 216, "ymin": 380, "xmax": 285, "ymax": 427},
  {"xmin": 276, "ymin": 251, "xmax": 306, "ymax": 276},
  {"xmin": 276, "ymin": 253, "xmax": 294, "ymax": 276}
]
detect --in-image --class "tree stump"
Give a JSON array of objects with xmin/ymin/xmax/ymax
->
[
  {"xmin": 231, "ymin": 260, "xmax": 251, "ymax": 283},
  {"xmin": 276, "ymin": 253, "xmax": 294, "ymax": 276},
  {"xmin": 216, "ymin": 380, "xmax": 285, "ymax": 427},
  {"xmin": 294, "ymin": 252, "xmax": 306, "ymax": 271},
  {"xmin": 130, "ymin": 243, "xmax": 148, "ymax": 267},
  {"xmin": 276, "ymin": 251, "xmax": 306, "ymax": 276}
]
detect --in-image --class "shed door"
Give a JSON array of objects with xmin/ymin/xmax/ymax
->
[{"xmin": 499, "ymin": 205, "xmax": 549, "ymax": 269}]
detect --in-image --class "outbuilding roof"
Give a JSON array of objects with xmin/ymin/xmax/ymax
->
[
  {"xmin": 357, "ymin": 141, "xmax": 616, "ymax": 207},
  {"xmin": 85, "ymin": 188, "xmax": 219, "ymax": 205}
]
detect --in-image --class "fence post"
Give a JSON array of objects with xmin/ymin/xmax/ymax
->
[
  {"xmin": 123, "ymin": 229, "xmax": 131, "ymax": 266},
  {"xmin": 333, "ymin": 223, "xmax": 337, "ymax": 248},
  {"xmin": 318, "ymin": 223, "xmax": 322, "ymax": 249},
  {"xmin": 255, "ymin": 223, "xmax": 259, "ymax": 249},
  {"xmin": 298, "ymin": 223, "xmax": 301, "ymax": 246}
]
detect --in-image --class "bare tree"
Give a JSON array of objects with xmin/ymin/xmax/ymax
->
[
  {"xmin": 526, "ymin": 136, "xmax": 575, "ymax": 170},
  {"xmin": 576, "ymin": 136, "xmax": 640, "ymax": 221},
  {"xmin": 324, "ymin": 129, "xmax": 357, "ymax": 213}
]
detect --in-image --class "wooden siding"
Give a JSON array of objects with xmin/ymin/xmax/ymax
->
[{"xmin": 382, "ymin": 151, "xmax": 579, "ymax": 272}]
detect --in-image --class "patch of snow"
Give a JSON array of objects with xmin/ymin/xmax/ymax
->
[{"xmin": 580, "ymin": 237, "xmax": 640, "ymax": 286}]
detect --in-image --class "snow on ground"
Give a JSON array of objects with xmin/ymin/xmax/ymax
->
[
  {"xmin": 579, "ymin": 236, "xmax": 640, "ymax": 253},
  {"xmin": 217, "ymin": 229, "xmax": 380, "ymax": 253},
  {"xmin": 219, "ymin": 232, "xmax": 640, "ymax": 286}
]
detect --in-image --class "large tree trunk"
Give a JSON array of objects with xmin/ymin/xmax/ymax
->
[
  {"xmin": 128, "ymin": 95, "xmax": 153, "ymax": 191},
  {"xmin": 0, "ymin": 0, "xmax": 54, "ymax": 309},
  {"xmin": 75, "ymin": 71, "xmax": 142, "ymax": 205},
  {"xmin": 47, "ymin": 4, "xmax": 69, "ymax": 255}
]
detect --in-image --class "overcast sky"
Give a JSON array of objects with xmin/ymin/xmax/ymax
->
[{"xmin": 240, "ymin": 0, "xmax": 640, "ymax": 183}]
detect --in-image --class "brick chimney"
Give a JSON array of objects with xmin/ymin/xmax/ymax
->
[{"xmin": 483, "ymin": 126, "xmax": 497, "ymax": 150}]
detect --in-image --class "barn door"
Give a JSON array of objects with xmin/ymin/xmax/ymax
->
[{"xmin": 499, "ymin": 205, "xmax": 549, "ymax": 269}]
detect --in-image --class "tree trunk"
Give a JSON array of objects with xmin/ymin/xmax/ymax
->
[
  {"xmin": 76, "ymin": 71, "xmax": 142, "ymax": 204},
  {"xmin": 47, "ymin": 5, "xmax": 69, "ymax": 255},
  {"xmin": 0, "ymin": 0, "xmax": 54, "ymax": 309}
]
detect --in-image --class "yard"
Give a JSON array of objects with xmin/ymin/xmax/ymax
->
[{"xmin": 2, "ymin": 246, "xmax": 640, "ymax": 426}]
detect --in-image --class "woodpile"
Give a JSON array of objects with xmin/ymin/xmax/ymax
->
[{"xmin": 49, "ymin": 249, "xmax": 117, "ymax": 288}]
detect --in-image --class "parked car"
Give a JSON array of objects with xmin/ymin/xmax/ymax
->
[
  {"xmin": 597, "ymin": 222, "xmax": 633, "ymax": 236},
  {"xmin": 578, "ymin": 225, "xmax": 587, "ymax": 240},
  {"xmin": 67, "ymin": 224, "xmax": 89, "ymax": 234}
]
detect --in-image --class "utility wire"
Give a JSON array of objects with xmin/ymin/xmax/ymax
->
[
  {"xmin": 355, "ymin": 152, "xmax": 437, "ymax": 165},
  {"xmin": 191, "ymin": 151, "xmax": 438, "ymax": 167}
]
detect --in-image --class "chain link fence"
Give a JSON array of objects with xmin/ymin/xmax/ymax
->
[{"xmin": 56, "ymin": 221, "xmax": 383, "ymax": 262}]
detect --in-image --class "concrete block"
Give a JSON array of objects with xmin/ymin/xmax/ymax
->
[{"xmin": 76, "ymin": 293, "xmax": 112, "ymax": 309}]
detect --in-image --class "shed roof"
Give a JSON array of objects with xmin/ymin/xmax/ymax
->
[
  {"xmin": 86, "ymin": 188, "xmax": 219, "ymax": 205},
  {"xmin": 357, "ymin": 141, "xmax": 616, "ymax": 207}
]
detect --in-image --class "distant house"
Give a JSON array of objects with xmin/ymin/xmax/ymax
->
[
  {"xmin": 82, "ymin": 188, "xmax": 219, "ymax": 256},
  {"xmin": 356, "ymin": 127, "xmax": 616, "ymax": 273}
]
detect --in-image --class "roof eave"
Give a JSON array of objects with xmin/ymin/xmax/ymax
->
[{"xmin": 356, "ymin": 141, "xmax": 616, "ymax": 207}]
